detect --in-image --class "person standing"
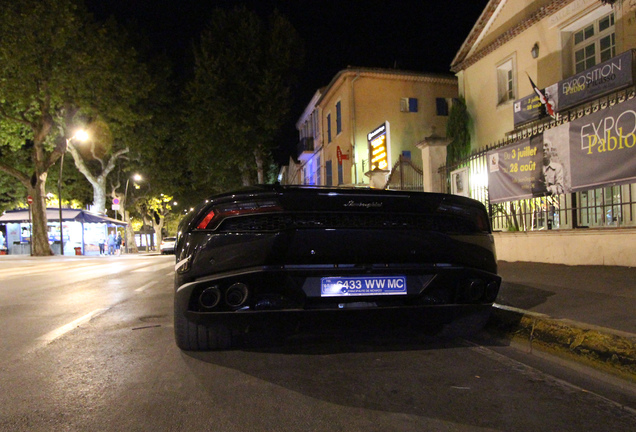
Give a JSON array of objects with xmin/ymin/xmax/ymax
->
[
  {"xmin": 98, "ymin": 236, "xmax": 105, "ymax": 255},
  {"xmin": 116, "ymin": 233, "xmax": 122, "ymax": 255},
  {"xmin": 107, "ymin": 232, "xmax": 116, "ymax": 255}
]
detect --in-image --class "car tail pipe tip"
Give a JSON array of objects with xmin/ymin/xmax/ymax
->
[
  {"xmin": 485, "ymin": 281, "xmax": 500, "ymax": 302},
  {"xmin": 199, "ymin": 286, "xmax": 222, "ymax": 310},
  {"xmin": 225, "ymin": 282, "xmax": 249, "ymax": 309},
  {"xmin": 462, "ymin": 279, "xmax": 486, "ymax": 302}
]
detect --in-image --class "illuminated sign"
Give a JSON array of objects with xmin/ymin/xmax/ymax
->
[{"xmin": 367, "ymin": 123, "xmax": 389, "ymax": 170}]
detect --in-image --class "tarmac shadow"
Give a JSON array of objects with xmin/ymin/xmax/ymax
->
[{"xmin": 495, "ymin": 281, "xmax": 555, "ymax": 310}]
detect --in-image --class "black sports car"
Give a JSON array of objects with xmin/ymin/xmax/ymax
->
[{"xmin": 173, "ymin": 185, "xmax": 500, "ymax": 350}]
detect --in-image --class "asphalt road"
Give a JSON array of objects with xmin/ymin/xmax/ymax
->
[{"xmin": 0, "ymin": 255, "xmax": 635, "ymax": 431}]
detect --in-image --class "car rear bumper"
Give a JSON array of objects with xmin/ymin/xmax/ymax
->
[{"xmin": 175, "ymin": 263, "xmax": 501, "ymax": 327}]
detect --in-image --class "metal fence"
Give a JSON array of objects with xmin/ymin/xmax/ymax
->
[
  {"xmin": 384, "ymin": 155, "xmax": 424, "ymax": 191},
  {"xmin": 438, "ymin": 144, "xmax": 636, "ymax": 231}
]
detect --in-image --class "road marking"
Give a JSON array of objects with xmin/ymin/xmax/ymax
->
[
  {"xmin": 0, "ymin": 262, "xmax": 95, "ymax": 279},
  {"xmin": 37, "ymin": 308, "xmax": 108, "ymax": 343},
  {"xmin": 135, "ymin": 282, "xmax": 155, "ymax": 292},
  {"xmin": 132, "ymin": 261, "xmax": 174, "ymax": 272}
]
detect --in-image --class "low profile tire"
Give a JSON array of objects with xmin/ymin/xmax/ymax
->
[{"xmin": 174, "ymin": 309, "xmax": 232, "ymax": 351}]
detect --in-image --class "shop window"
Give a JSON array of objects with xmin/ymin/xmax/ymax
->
[{"xmin": 496, "ymin": 59, "xmax": 515, "ymax": 105}]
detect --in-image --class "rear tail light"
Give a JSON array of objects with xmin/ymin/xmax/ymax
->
[
  {"xmin": 196, "ymin": 200, "xmax": 281, "ymax": 230},
  {"xmin": 437, "ymin": 201, "xmax": 491, "ymax": 233},
  {"xmin": 197, "ymin": 210, "xmax": 216, "ymax": 229}
]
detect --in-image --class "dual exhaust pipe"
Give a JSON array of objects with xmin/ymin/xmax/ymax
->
[
  {"xmin": 461, "ymin": 279, "xmax": 499, "ymax": 303},
  {"xmin": 199, "ymin": 282, "xmax": 249, "ymax": 311}
]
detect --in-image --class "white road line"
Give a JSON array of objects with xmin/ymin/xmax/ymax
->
[
  {"xmin": 37, "ymin": 308, "xmax": 108, "ymax": 343},
  {"xmin": 0, "ymin": 262, "xmax": 96, "ymax": 279},
  {"xmin": 131, "ymin": 261, "xmax": 174, "ymax": 273},
  {"xmin": 135, "ymin": 282, "xmax": 155, "ymax": 292}
]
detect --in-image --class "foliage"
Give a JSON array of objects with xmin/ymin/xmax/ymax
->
[
  {"xmin": 183, "ymin": 6, "xmax": 304, "ymax": 192},
  {"xmin": 0, "ymin": 0, "xmax": 157, "ymax": 254},
  {"xmin": 445, "ymin": 96, "xmax": 471, "ymax": 167}
]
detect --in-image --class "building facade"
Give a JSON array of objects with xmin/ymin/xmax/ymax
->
[
  {"xmin": 288, "ymin": 67, "xmax": 458, "ymax": 189},
  {"xmin": 450, "ymin": 0, "xmax": 636, "ymax": 266}
]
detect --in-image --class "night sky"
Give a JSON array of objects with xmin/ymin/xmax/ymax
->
[{"xmin": 86, "ymin": 0, "xmax": 489, "ymax": 161}]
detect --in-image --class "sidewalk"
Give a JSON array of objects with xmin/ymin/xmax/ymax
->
[{"xmin": 487, "ymin": 261, "xmax": 636, "ymax": 382}]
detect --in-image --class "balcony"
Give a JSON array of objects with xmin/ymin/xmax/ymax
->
[{"xmin": 297, "ymin": 137, "xmax": 314, "ymax": 161}]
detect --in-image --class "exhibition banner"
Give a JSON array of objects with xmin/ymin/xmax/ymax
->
[
  {"xmin": 513, "ymin": 93, "xmax": 543, "ymax": 126},
  {"xmin": 511, "ymin": 50, "xmax": 635, "ymax": 126},
  {"xmin": 557, "ymin": 50, "xmax": 634, "ymax": 112},
  {"xmin": 567, "ymin": 95, "xmax": 636, "ymax": 190},
  {"xmin": 487, "ymin": 136, "xmax": 545, "ymax": 203},
  {"xmin": 488, "ymin": 97, "xmax": 636, "ymax": 202}
]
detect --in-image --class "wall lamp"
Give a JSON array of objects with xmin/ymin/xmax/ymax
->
[{"xmin": 531, "ymin": 43, "xmax": 539, "ymax": 59}]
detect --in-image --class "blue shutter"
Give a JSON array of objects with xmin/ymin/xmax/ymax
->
[
  {"xmin": 326, "ymin": 160, "xmax": 333, "ymax": 186},
  {"xmin": 409, "ymin": 98, "xmax": 418, "ymax": 113},
  {"xmin": 436, "ymin": 98, "xmax": 448, "ymax": 116}
]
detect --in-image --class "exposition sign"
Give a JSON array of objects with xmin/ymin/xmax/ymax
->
[
  {"xmin": 513, "ymin": 93, "xmax": 546, "ymax": 126},
  {"xmin": 512, "ymin": 50, "xmax": 635, "ymax": 126},
  {"xmin": 557, "ymin": 50, "xmax": 634, "ymax": 112},
  {"xmin": 488, "ymin": 96, "xmax": 636, "ymax": 202}
]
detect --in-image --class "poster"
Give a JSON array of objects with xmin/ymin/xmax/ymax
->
[
  {"xmin": 450, "ymin": 167, "xmax": 469, "ymax": 197},
  {"xmin": 487, "ymin": 136, "xmax": 545, "ymax": 203},
  {"xmin": 488, "ymin": 96, "xmax": 636, "ymax": 202}
]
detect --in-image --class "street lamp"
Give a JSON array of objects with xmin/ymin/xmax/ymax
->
[
  {"xmin": 58, "ymin": 129, "xmax": 89, "ymax": 255},
  {"xmin": 124, "ymin": 173, "xmax": 142, "ymax": 254}
]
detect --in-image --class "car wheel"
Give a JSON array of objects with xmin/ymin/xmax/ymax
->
[{"xmin": 174, "ymin": 309, "xmax": 232, "ymax": 351}]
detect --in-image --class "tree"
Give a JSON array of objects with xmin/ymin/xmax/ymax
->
[
  {"xmin": 184, "ymin": 6, "xmax": 304, "ymax": 190},
  {"xmin": 445, "ymin": 96, "xmax": 471, "ymax": 167},
  {"xmin": 0, "ymin": 0, "xmax": 152, "ymax": 255},
  {"xmin": 62, "ymin": 18, "xmax": 154, "ymax": 216},
  {"xmin": 137, "ymin": 194, "xmax": 174, "ymax": 246}
]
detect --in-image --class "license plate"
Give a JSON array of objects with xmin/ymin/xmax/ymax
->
[{"xmin": 321, "ymin": 276, "xmax": 407, "ymax": 297}]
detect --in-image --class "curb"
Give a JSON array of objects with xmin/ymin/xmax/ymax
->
[{"xmin": 485, "ymin": 304, "xmax": 636, "ymax": 383}]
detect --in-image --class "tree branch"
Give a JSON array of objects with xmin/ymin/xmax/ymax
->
[{"xmin": 0, "ymin": 160, "xmax": 31, "ymax": 188}]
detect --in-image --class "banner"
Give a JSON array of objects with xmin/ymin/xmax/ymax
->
[
  {"xmin": 488, "ymin": 97, "xmax": 636, "ymax": 202},
  {"xmin": 513, "ymin": 93, "xmax": 543, "ymax": 127},
  {"xmin": 512, "ymin": 50, "xmax": 634, "ymax": 126},
  {"xmin": 557, "ymin": 50, "xmax": 634, "ymax": 112},
  {"xmin": 568, "ymin": 96, "xmax": 636, "ymax": 190},
  {"xmin": 487, "ymin": 136, "xmax": 546, "ymax": 203}
]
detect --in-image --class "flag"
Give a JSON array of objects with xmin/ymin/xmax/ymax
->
[{"xmin": 527, "ymin": 74, "xmax": 556, "ymax": 119}]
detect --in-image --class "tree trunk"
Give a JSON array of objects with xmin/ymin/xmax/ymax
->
[
  {"xmin": 124, "ymin": 210, "xmax": 139, "ymax": 254},
  {"xmin": 66, "ymin": 143, "xmax": 128, "ymax": 214},
  {"xmin": 240, "ymin": 163, "xmax": 252, "ymax": 186},
  {"xmin": 154, "ymin": 218, "xmax": 165, "ymax": 246},
  {"xmin": 28, "ymin": 176, "xmax": 54, "ymax": 256},
  {"xmin": 254, "ymin": 149, "xmax": 264, "ymax": 184},
  {"xmin": 91, "ymin": 178, "xmax": 107, "ymax": 214}
]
